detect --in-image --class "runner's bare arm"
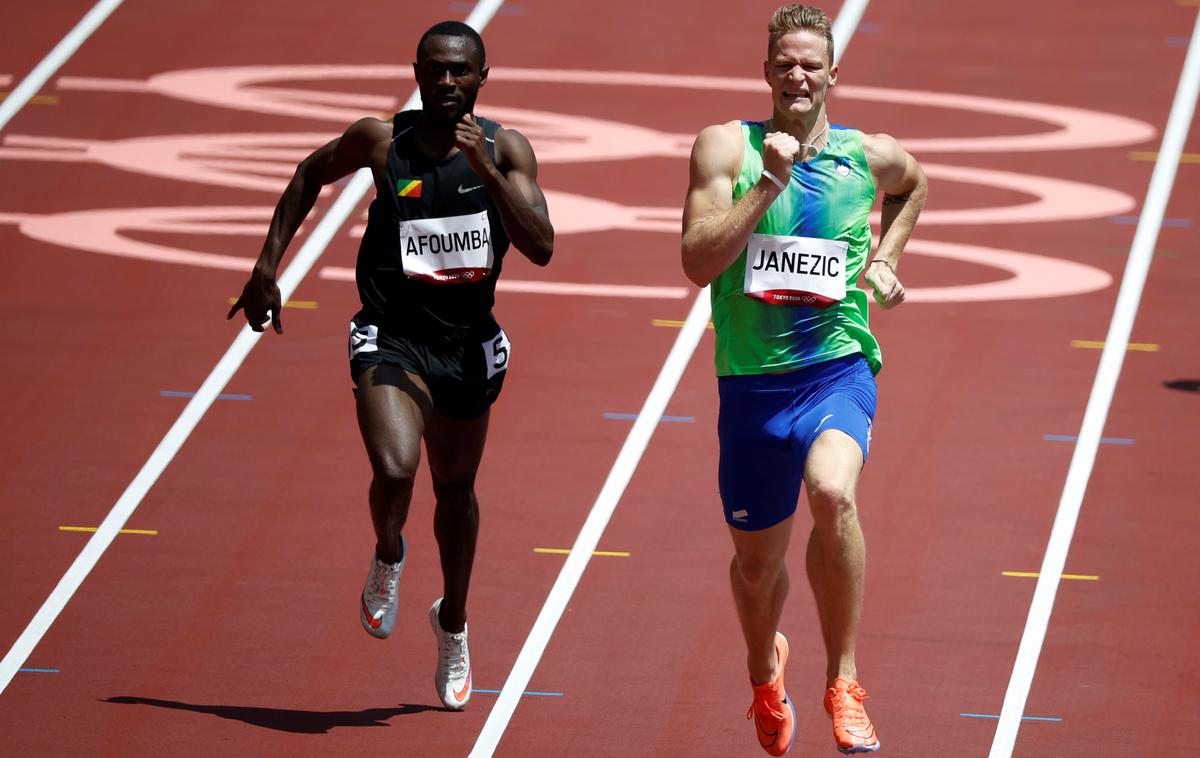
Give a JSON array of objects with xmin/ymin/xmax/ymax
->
[
  {"xmin": 681, "ymin": 122, "xmax": 795, "ymax": 287},
  {"xmin": 456, "ymin": 116, "xmax": 553, "ymax": 265},
  {"xmin": 227, "ymin": 117, "xmax": 390, "ymax": 332},
  {"xmin": 862, "ymin": 133, "xmax": 926, "ymax": 309}
]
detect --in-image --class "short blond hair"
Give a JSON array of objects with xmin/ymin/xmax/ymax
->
[{"xmin": 768, "ymin": 5, "xmax": 835, "ymax": 63}]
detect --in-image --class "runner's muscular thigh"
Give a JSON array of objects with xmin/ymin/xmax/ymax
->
[
  {"xmin": 355, "ymin": 364, "xmax": 433, "ymax": 478},
  {"xmin": 804, "ymin": 430, "xmax": 864, "ymax": 508},
  {"xmin": 425, "ymin": 410, "xmax": 490, "ymax": 492}
]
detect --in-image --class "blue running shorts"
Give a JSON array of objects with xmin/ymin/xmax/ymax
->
[{"xmin": 717, "ymin": 354, "xmax": 877, "ymax": 532}]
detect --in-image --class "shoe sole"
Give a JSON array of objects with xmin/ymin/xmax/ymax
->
[
  {"xmin": 777, "ymin": 634, "xmax": 794, "ymax": 754},
  {"xmin": 782, "ymin": 695, "xmax": 796, "ymax": 754},
  {"xmin": 837, "ymin": 738, "xmax": 881, "ymax": 754}
]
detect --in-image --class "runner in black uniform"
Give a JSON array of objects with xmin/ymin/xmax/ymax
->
[
  {"xmin": 351, "ymin": 108, "xmax": 513, "ymax": 420},
  {"xmin": 228, "ymin": 21, "xmax": 553, "ymax": 711}
]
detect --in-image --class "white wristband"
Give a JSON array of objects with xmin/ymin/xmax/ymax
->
[{"xmin": 760, "ymin": 169, "xmax": 787, "ymax": 192}]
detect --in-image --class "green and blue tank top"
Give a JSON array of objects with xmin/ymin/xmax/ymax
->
[{"xmin": 710, "ymin": 122, "xmax": 882, "ymax": 376}]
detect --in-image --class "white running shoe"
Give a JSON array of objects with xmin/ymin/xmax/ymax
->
[
  {"xmin": 430, "ymin": 597, "xmax": 472, "ymax": 710},
  {"xmin": 359, "ymin": 536, "xmax": 404, "ymax": 639}
]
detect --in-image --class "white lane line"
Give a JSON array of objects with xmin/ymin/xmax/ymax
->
[
  {"xmin": 830, "ymin": 0, "xmax": 871, "ymax": 59},
  {"xmin": 0, "ymin": 0, "xmax": 124, "ymax": 134},
  {"xmin": 468, "ymin": 291, "xmax": 712, "ymax": 758},
  {"xmin": 0, "ymin": 0, "xmax": 508, "ymax": 697},
  {"xmin": 988, "ymin": 10, "xmax": 1200, "ymax": 758},
  {"xmin": 467, "ymin": 2, "xmax": 871, "ymax": 754}
]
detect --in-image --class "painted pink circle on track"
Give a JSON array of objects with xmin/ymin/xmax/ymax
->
[
  {"xmin": 11, "ymin": 207, "xmax": 271, "ymax": 271},
  {"xmin": 0, "ymin": 133, "xmax": 1137, "ymax": 227},
  {"xmin": 898, "ymin": 164, "xmax": 1135, "ymax": 225},
  {"xmin": 901, "ymin": 240, "xmax": 1111, "ymax": 303},
  {"xmin": 1, "ymin": 132, "xmax": 329, "ymax": 192},
  {"xmin": 59, "ymin": 65, "xmax": 1155, "ymax": 154},
  {"xmin": 2, "ymin": 198, "xmax": 1112, "ymax": 305},
  {"xmin": 11, "ymin": 65, "xmax": 1140, "ymax": 303}
]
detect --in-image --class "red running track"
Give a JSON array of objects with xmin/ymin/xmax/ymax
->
[{"xmin": 1, "ymin": 0, "xmax": 1197, "ymax": 756}]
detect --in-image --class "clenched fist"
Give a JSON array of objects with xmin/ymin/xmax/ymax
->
[{"xmin": 762, "ymin": 131, "xmax": 801, "ymax": 183}]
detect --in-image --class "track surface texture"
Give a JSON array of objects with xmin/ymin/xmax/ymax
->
[{"xmin": 1, "ymin": 1, "xmax": 1197, "ymax": 756}]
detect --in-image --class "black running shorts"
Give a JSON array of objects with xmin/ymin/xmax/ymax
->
[{"xmin": 348, "ymin": 311, "xmax": 510, "ymax": 420}]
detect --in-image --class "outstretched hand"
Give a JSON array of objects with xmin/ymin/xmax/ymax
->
[
  {"xmin": 227, "ymin": 272, "xmax": 284, "ymax": 333},
  {"xmin": 864, "ymin": 260, "xmax": 905, "ymax": 309},
  {"xmin": 454, "ymin": 114, "xmax": 493, "ymax": 175}
]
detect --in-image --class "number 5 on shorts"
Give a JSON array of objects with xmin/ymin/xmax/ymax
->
[{"xmin": 483, "ymin": 329, "xmax": 510, "ymax": 379}]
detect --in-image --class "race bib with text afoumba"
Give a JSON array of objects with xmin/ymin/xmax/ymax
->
[{"xmin": 399, "ymin": 211, "xmax": 494, "ymax": 284}]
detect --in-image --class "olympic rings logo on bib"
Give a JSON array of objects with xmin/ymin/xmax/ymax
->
[
  {"xmin": 744, "ymin": 233, "xmax": 848, "ymax": 308},
  {"xmin": 399, "ymin": 210, "xmax": 494, "ymax": 284}
]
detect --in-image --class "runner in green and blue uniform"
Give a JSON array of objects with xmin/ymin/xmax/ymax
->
[
  {"xmin": 682, "ymin": 5, "xmax": 927, "ymax": 755},
  {"xmin": 712, "ymin": 121, "xmax": 881, "ymax": 376}
]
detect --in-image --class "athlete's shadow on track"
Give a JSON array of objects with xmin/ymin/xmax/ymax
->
[
  {"xmin": 101, "ymin": 696, "xmax": 451, "ymax": 733},
  {"xmin": 1165, "ymin": 379, "xmax": 1200, "ymax": 392}
]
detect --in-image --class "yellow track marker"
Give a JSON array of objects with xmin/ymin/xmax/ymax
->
[
  {"xmin": 652, "ymin": 319, "xmax": 713, "ymax": 329},
  {"xmin": 1002, "ymin": 571, "xmax": 1098, "ymax": 581},
  {"xmin": 0, "ymin": 92, "xmax": 59, "ymax": 105},
  {"xmin": 534, "ymin": 548, "xmax": 630, "ymax": 557},
  {"xmin": 227, "ymin": 297, "xmax": 318, "ymax": 310},
  {"xmin": 1177, "ymin": 0, "xmax": 1200, "ymax": 8},
  {"xmin": 59, "ymin": 526, "xmax": 158, "ymax": 535},
  {"xmin": 1128, "ymin": 150, "xmax": 1200, "ymax": 163},
  {"xmin": 1070, "ymin": 340, "xmax": 1159, "ymax": 351}
]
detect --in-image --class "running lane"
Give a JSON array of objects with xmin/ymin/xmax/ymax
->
[
  {"xmin": 1, "ymin": 0, "xmax": 1195, "ymax": 756},
  {"xmin": 469, "ymin": 1, "xmax": 1199, "ymax": 756},
  {"xmin": 0, "ymin": 0, "xmax": 684, "ymax": 755},
  {"xmin": 1005, "ymin": 4, "xmax": 1200, "ymax": 755}
]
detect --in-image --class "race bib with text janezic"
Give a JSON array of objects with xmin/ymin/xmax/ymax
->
[{"xmin": 743, "ymin": 233, "xmax": 847, "ymax": 307}]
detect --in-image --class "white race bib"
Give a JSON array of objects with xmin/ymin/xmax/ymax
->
[
  {"xmin": 400, "ymin": 211, "xmax": 493, "ymax": 284},
  {"xmin": 349, "ymin": 322, "xmax": 378, "ymax": 358},
  {"xmin": 743, "ymin": 234, "xmax": 848, "ymax": 307},
  {"xmin": 482, "ymin": 329, "xmax": 510, "ymax": 379}
]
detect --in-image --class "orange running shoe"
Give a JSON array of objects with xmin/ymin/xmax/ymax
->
[
  {"xmin": 823, "ymin": 677, "xmax": 880, "ymax": 754},
  {"xmin": 746, "ymin": 632, "xmax": 796, "ymax": 756}
]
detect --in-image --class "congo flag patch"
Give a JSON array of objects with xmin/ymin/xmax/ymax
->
[{"xmin": 397, "ymin": 179, "xmax": 423, "ymax": 198}]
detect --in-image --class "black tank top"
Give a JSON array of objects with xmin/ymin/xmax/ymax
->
[{"xmin": 356, "ymin": 111, "xmax": 511, "ymax": 338}]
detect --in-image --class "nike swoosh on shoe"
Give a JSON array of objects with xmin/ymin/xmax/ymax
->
[
  {"xmin": 754, "ymin": 712, "xmax": 779, "ymax": 748},
  {"xmin": 360, "ymin": 594, "xmax": 383, "ymax": 628},
  {"xmin": 453, "ymin": 670, "xmax": 472, "ymax": 702}
]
